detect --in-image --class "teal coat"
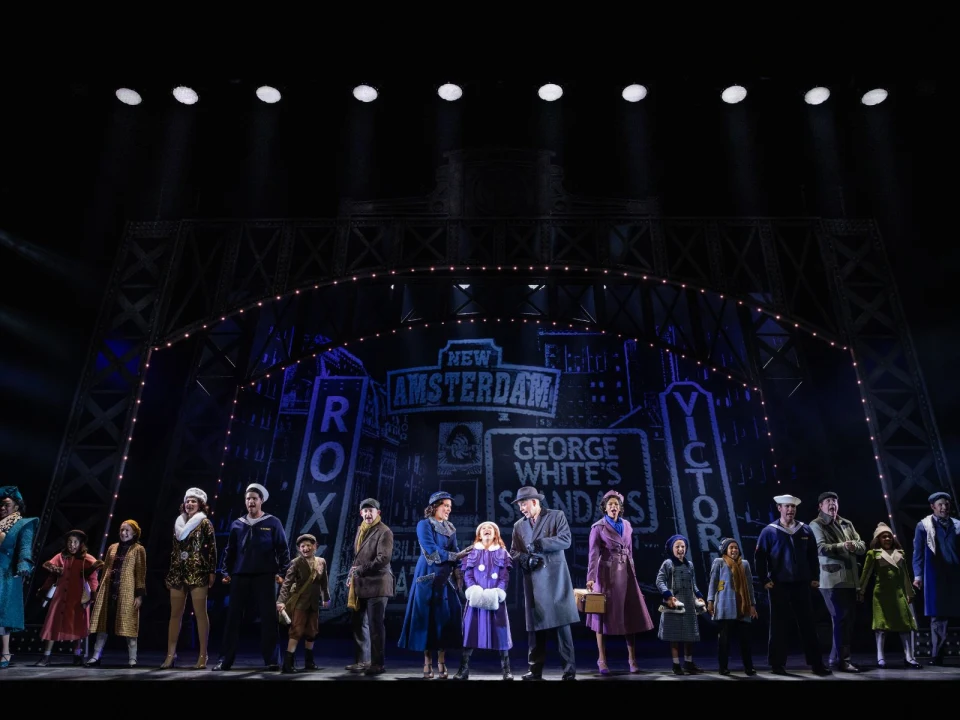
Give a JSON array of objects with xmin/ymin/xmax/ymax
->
[{"xmin": 0, "ymin": 517, "xmax": 38, "ymax": 631}]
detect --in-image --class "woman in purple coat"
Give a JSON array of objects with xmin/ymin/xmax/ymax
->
[
  {"xmin": 452, "ymin": 522, "xmax": 514, "ymax": 680},
  {"xmin": 586, "ymin": 490, "xmax": 654, "ymax": 674}
]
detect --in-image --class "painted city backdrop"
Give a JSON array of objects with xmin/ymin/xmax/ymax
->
[{"xmin": 216, "ymin": 323, "xmax": 776, "ymax": 621}]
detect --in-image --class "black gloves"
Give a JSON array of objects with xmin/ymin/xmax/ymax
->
[
  {"xmin": 531, "ymin": 540, "xmax": 543, "ymax": 553},
  {"xmin": 527, "ymin": 555, "xmax": 542, "ymax": 570}
]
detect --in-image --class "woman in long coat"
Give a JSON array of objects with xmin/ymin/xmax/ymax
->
[
  {"xmin": 655, "ymin": 534, "xmax": 706, "ymax": 675},
  {"xmin": 398, "ymin": 490, "xmax": 467, "ymax": 679},
  {"xmin": 585, "ymin": 490, "xmax": 653, "ymax": 674},
  {"xmin": 34, "ymin": 529, "xmax": 103, "ymax": 666},
  {"xmin": 858, "ymin": 522, "xmax": 921, "ymax": 668},
  {"xmin": 0, "ymin": 486, "xmax": 38, "ymax": 669},
  {"xmin": 86, "ymin": 519, "xmax": 147, "ymax": 667}
]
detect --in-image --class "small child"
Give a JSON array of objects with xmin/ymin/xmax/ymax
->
[{"xmin": 277, "ymin": 533, "xmax": 330, "ymax": 673}]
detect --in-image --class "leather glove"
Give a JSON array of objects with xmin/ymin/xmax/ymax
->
[
  {"xmin": 528, "ymin": 556, "xmax": 542, "ymax": 570},
  {"xmin": 531, "ymin": 540, "xmax": 543, "ymax": 553}
]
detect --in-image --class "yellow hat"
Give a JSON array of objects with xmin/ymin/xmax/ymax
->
[{"xmin": 121, "ymin": 519, "xmax": 142, "ymax": 539}]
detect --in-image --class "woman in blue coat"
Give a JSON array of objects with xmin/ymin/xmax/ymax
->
[
  {"xmin": 398, "ymin": 491, "xmax": 468, "ymax": 678},
  {"xmin": 0, "ymin": 486, "xmax": 39, "ymax": 669}
]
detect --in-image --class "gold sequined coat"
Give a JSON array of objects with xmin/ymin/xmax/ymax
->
[
  {"xmin": 164, "ymin": 513, "xmax": 217, "ymax": 588},
  {"xmin": 90, "ymin": 542, "xmax": 147, "ymax": 637}
]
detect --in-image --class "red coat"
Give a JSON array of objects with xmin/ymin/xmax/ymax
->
[{"xmin": 39, "ymin": 553, "xmax": 102, "ymax": 642}]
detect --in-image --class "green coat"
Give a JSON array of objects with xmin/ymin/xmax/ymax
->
[{"xmin": 859, "ymin": 549, "xmax": 917, "ymax": 632}]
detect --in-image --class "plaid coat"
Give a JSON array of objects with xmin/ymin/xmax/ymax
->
[{"xmin": 90, "ymin": 542, "xmax": 147, "ymax": 637}]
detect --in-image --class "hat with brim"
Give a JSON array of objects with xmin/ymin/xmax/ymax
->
[
  {"xmin": 773, "ymin": 494, "xmax": 801, "ymax": 506},
  {"xmin": 512, "ymin": 486, "xmax": 545, "ymax": 504},
  {"xmin": 65, "ymin": 529, "xmax": 87, "ymax": 543},
  {"xmin": 359, "ymin": 498, "xmax": 380, "ymax": 511},
  {"xmin": 296, "ymin": 534, "xmax": 317, "ymax": 546},
  {"xmin": 929, "ymin": 491, "xmax": 952, "ymax": 505},
  {"xmin": 817, "ymin": 491, "xmax": 838, "ymax": 504}
]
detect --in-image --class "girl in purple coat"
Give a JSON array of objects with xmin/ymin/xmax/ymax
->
[
  {"xmin": 586, "ymin": 490, "xmax": 654, "ymax": 674},
  {"xmin": 452, "ymin": 522, "xmax": 514, "ymax": 680}
]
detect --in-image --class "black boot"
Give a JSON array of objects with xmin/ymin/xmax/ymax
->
[
  {"xmin": 500, "ymin": 651, "xmax": 514, "ymax": 680},
  {"xmin": 304, "ymin": 647, "xmax": 318, "ymax": 671},
  {"xmin": 281, "ymin": 651, "xmax": 298, "ymax": 674},
  {"xmin": 452, "ymin": 648, "xmax": 472, "ymax": 680}
]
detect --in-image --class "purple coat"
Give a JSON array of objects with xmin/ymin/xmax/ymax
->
[
  {"xmin": 585, "ymin": 517, "xmax": 654, "ymax": 636},
  {"xmin": 461, "ymin": 544, "xmax": 513, "ymax": 650}
]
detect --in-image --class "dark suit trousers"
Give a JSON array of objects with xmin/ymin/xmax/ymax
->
[
  {"xmin": 717, "ymin": 620, "xmax": 754, "ymax": 670},
  {"xmin": 528, "ymin": 624, "xmax": 575, "ymax": 676},
  {"xmin": 219, "ymin": 574, "xmax": 280, "ymax": 666},
  {"xmin": 767, "ymin": 582, "xmax": 823, "ymax": 668},
  {"xmin": 352, "ymin": 596, "xmax": 388, "ymax": 666},
  {"xmin": 820, "ymin": 587, "xmax": 856, "ymax": 662}
]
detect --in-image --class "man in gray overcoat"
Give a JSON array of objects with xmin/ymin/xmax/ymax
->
[
  {"xmin": 809, "ymin": 491, "xmax": 865, "ymax": 672},
  {"xmin": 510, "ymin": 486, "xmax": 579, "ymax": 680}
]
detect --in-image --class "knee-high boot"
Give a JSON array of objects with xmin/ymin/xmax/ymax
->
[
  {"xmin": 500, "ymin": 650, "xmax": 514, "ymax": 680},
  {"xmin": 453, "ymin": 648, "xmax": 472, "ymax": 680}
]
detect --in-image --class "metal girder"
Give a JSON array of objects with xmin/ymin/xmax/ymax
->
[
  {"xmin": 32, "ymin": 222, "xmax": 179, "ymax": 588},
  {"xmin": 820, "ymin": 219, "xmax": 955, "ymax": 537},
  {"xmin": 38, "ymin": 212, "xmax": 952, "ymax": 568}
]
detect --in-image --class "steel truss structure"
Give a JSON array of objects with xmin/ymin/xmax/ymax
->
[{"xmin": 35, "ymin": 153, "xmax": 953, "ymax": 594}]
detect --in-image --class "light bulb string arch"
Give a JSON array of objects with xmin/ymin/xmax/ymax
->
[
  {"xmin": 239, "ymin": 314, "xmax": 763, "ymax": 392},
  {"xmin": 97, "ymin": 347, "xmax": 155, "ymax": 558},
  {"xmin": 151, "ymin": 265, "xmax": 851, "ymax": 355}
]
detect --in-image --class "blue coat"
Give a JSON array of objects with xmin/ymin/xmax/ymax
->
[
  {"xmin": 913, "ymin": 516, "xmax": 960, "ymax": 618},
  {"xmin": 398, "ymin": 518, "xmax": 463, "ymax": 651},
  {"xmin": 754, "ymin": 521, "xmax": 818, "ymax": 585},
  {"xmin": 0, "ymin": 517, "xmax": 38, "ymax": 631},
  {"xmin": 707, "ymin": 557, "xmax": 756, "ymax": 622}
]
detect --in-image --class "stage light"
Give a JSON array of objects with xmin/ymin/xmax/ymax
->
[
  {"xmin": 538, "ymin": 83, "xmax": 563, "ymax": 101},
  {"xmin": 804, "ymin": 86, "xmax": 830, "ymax": 105},
  {"xmin": 172, "ymin": 86, "xmax": 199, "ymax": 105},
  {"xmin": 353, "ymin": 84, "xmax": 378, "ymax": 102},
  {"xmin": 437, "ymin": 83, "xmax": 463, "ymax": 101},
  {"xmin": 256, "ymin": 85, "xmax": 281, "ymax": 103},
  {"xmin": 115, "ymin": 88, "xmax": 142, "ymax": 106},
  {"xmin": 621, "ymin": 84, "xmax": 648, "ymax": 102},
  {"xmin": 721, "ymin": 85, "xmax": 747, "ymax": 104},
  {"xmin": 861, "ymin": 88, "xmax": 888, "ymax": 106}
]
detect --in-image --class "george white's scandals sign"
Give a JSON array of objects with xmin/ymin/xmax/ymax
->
[
  {"xmin": 484, "ymin": 428, "xmax": 658, "ymax": 545},
  {"xmin": 386, "ymin": 339, "xmax": 561, "ymax": 417},
  {"xmin": 659, "ymin": 381, "xmax": 741, "ymax": 578}
]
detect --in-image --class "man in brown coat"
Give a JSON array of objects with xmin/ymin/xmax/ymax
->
[{"xmin": 345, "ymin": 497, "xmax": 394, "ymax": 676}]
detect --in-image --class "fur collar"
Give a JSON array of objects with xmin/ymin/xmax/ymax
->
[
  {"xmin": 879, "ymin": 548, "xmax": 903, "ymax": 566},
  {"xmin": 240, "ymin": 512, "xmax": 273, "ymax": 527},
  {"xmin": 428, "ymin": 517, "xmax": 456, "ymax": 536},
  {"xmin": 769, "ymin": 520, "xmax": 805, "ymax": 535},
  {"xmin": 920, "ymin": 515, "xmax": 960, "ymax": 555},
  {"xmin": 175, "ymin": 512, "xmax": 207, "ymax": 541}
]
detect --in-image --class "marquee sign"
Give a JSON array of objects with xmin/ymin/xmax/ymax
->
[{"xmin": 386, "ymin": 339, "xmax": 561, "ymax": 417}]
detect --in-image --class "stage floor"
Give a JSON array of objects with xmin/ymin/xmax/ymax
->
[{"xmin": 3, "ymin": 651, "xmax": 957, "ymax": 681}]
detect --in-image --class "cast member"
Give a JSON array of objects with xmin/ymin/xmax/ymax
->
[
  {"xmin": 510, "ymin": 485, "xmax": 579, "ymax": 680},
  {"xmin": 346, "ymin": 497, "xmax": 395, "ymax": 676},
  {"xmin": 656, "ymin": 534, "xmax": 706, "ymax": 675},
  {"xmin": 754, "ymin": 494, "xmax": 831, "ymax": 676},
  {"xmin": 34, "ymin": 530, "xmax": 102, "ymax": 666},
  {"xmin": 215, "ymin": 483, "xmax": 291, "ymax": 671},
  {"xmin": 86, "ymin": 520, "xmax": 147, "ymax": 667},
  {"xmin": 585, "ymin": 489, "xmax": 653, "ymax": 675},
  {"xmin": 809, "ymin": 490, "xmax": 865, "ymax": 672},
  {"xmin": 0, "ymin": 486, "xmax": 38, "ymax": 669},
  {"xmin": 912, "ymin": 491, "xmax": 960, "ymax": 665},
  {"xmin": 707, "ymin": 537, "xmax": 757, "ymax": 675},
  {"xmin": 452, "ymin": 521, "xmax": 514, "ymax": 680},
  {"xmin": 398, "ymin": 490, "xmax": 467, "ymax": 679},
  {"xmin": 162, "ymin": 487, "xmax": 217, "ymax": 669},
  {"xmin": 859, "ymin": 522, "xmax": 921, "ymax": 668},
  {"xmin": 276, "ymin": 534, "xmax": 330, "ymax": 674}
]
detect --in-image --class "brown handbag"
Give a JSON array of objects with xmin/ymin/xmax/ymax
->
[{"xmin": 574, "ymin": 589, "xmax": 607, "ymax": 614}]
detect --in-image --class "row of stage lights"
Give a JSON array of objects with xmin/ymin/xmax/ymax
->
[
  {"xmin": 113, "ymin": 82, "xmax": 890, "ymax": 107},
  {"xmin": 99, "ymin": 267, "xmax": 900, "ymax": 556}
]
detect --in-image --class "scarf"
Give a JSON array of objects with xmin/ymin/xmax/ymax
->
[
  {"xmin": 0, "ymin": 511, "xmax": 22, "ymax": 542},
  {"xmin": 723, "ymin": 554, "xmax": 751, "ymax": 619},
  {"xmin": 174, "ymin": 511, "xmax": 207, "ymax": 541},
  {"xmin": 348, "ymin": 517, "xmax": 381, "ymax": 611},
  {"xmin": 604, "ymin": 515, "xmax": 624, "ymax": 536}
]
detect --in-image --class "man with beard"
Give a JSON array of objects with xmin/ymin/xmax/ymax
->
[
  {"xmin": 345, "ymin": 498, "xmax": 394, "ymax": 676},
  {"xmin": 754, "ymin": 494, "xmax": 831, "ymax": 676},
  {"xmin": 510, "ymin": 485, "xmax": 579, "ymax": 681},
  {"xmin": 809, "ymin": 491, "xmax": 866, "ymax": 672},
  {"xmin": 213, "ymin": 483, "xmax": 291, "ymax": 671},
  {"xmin": 913, "ymin": 491, "xmax": 960, "ymax": 665}
]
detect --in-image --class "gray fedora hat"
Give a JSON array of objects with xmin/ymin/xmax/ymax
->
[{"xmin": 511, "ymin": 486, "xmax": 546, "ymax": 504}]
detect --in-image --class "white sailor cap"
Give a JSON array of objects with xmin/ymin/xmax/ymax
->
[{"xmin": 773, "ymin": 494, "xmax": 801, "ymax": 506}]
